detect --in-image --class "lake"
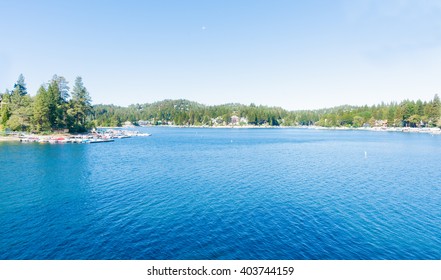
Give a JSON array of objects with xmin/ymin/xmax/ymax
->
[{"xmin": 0, "ymin": 128, "xmax": 440, "ymax": 259}]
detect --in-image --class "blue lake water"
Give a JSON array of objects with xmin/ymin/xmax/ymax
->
[{"xmin": 0, "ymin": 128, "xmax": 440, "ymax": 259}]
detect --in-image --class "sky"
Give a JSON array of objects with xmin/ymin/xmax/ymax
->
[{"xmin": 1, "ymin": 0, "xmax": 441, "ymax": 110}]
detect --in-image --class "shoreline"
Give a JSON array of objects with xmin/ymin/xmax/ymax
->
[
  {"xmin": 139, "ymin": 125, "xmax": 441, "ymax": 134},
  {"xmin": 0, "ymin": 129, "xmax": 151, "ymax": 143},
  {"xmin": 1, "ymin": 125, "xmax": 440, "ymax": 142},
  {"xmin": 0, "ymin": 136, "xmax": 21, "ymax": 142},
  {"xmin": 0, "ymin": 132, "xmax": 77, "ymax": 142}
]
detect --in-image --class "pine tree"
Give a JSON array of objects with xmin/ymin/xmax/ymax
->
[
  {"xmin": 68, "ymin": 77, "xmax": 92, "ymax": 132},
  {"xmin": 13, "ymin": 74, "xmax": 27, "ymax": 96},
  {"xmin": 47, "ymin": 81, "xmax": 58, "ymax": 128},
  {"xmin": 51, "ymin": 74, "xmax": 70, "ymax": 101},
  {"xmin": 433, "ymin": 94, "xmax": 441, "ymax": 119},
  {"xmin": 32, "ymin": 86, "xmax": 51, "ymax": 132},
  {"xmin": 7, "ymin": 75, "xmax": 32, "ymax": 131}
]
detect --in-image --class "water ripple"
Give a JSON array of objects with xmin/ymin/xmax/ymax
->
[{"xmin": 1, "ymin": 128, "xmax": 440, "ymax": 259}]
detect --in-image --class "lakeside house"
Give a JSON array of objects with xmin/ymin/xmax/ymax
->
[
  {"xmin": 375, "ymin": 120, "xmax": 388, "ymax": 128},
  {"xmin": 229, "ymin": 115, "xmax": 249, "ymax": 126},
  {"xmin": 138, "ymin": 120, "xmax": 152, "ymax": 126},
  {"xmin": 122, "ymin": 121, "xmax": 135, "ymax": 128},
  {"xmin": 211, "ymin": 117, "xmax": 225, "ymax": 126},
  {"xmin": 230, "ymin": 115, "xmax": 239, "ymax": 125}
]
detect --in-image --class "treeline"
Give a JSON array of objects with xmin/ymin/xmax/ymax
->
[
  {"xmin": 314, "ymin": 98, "xmax": 441, "ymax": 128},
  {"xmin": 93, "ymin": 100, "xmax": 290, "ymax": 127},
  {"xmin": 0, "ymin": 74, "xmax": 92, "ymax": 133},
  {"xmin": 1, "ymin": 74, "xmax": 441, "ymax": 132},
  {"xmin": 92, "ymin": 96, "xmax": 441, "ymax": 128}
]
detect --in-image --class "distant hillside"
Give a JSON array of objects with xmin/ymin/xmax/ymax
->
[{"xmin": 92, "ymin": 95, "xmax": 441, "ymax": 128}]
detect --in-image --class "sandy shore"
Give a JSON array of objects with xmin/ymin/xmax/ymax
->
[
  {"xmin": 0, "ymin": 136, "xmax": 21, "ymax": 142},
  {"xmin": 0, "ymin": 133, "xmax": 74, "ymax": 142}
]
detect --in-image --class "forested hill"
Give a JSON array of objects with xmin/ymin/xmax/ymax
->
[
  {"xmin": 93, "ymin": 96, "xmax": 441, "ymax": 129},
  {"xmin": 93, "ymin": 99, "xmax": 288, "ymax": 127},
  {"xmin": 1, "ymin": 74, "xmax": 441, "ymax": 133}
]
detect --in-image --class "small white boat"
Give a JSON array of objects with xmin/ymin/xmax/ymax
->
[{"xmin": 89, "ymin": 138, "xmax": 114, "ymax": 143}]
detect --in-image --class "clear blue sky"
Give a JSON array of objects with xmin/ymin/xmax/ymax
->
[{"xmin": 1, "ymin": 0, "xmax": 440, "ymax": 110}]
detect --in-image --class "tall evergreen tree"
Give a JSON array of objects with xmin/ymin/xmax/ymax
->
[
  {"xmin": 32, "ymin": 86, "xmax": 51, "ymax": 132},
  {"xmin": 46, "ymin": 80, "xmax": 63, "ymax": 130},
  {"xmin": 13, "ymin": 74, "xmax": 27, "ymax": 96},
  {"xmin": 432, "ymin": 94, "xmax": 441, "ymax": 119},
  {"xmin": 51, "ymin": 74, "xmax": 70, "ymax": 101},
  {"xmin": 68, "ymin": 77, "xmax": 92, "ymax": 132},
  {"xmin": 7, "ymin": 75, "xmax": 32, "ymax": 131}
]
